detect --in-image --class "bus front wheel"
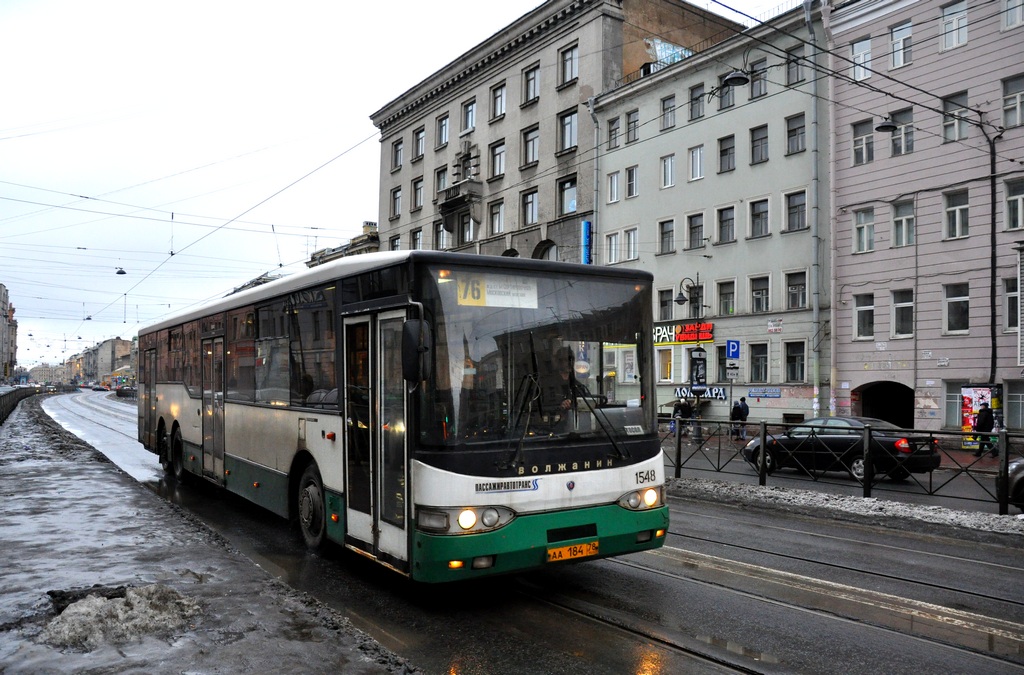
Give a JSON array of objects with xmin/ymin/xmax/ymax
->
[
  {"xmin": 297, "ymin": 463, "xmax": 326, "ymax": 550},
  {"xmin": 170, "ymin": 428, "xmax": 189, "ymax": 483}
]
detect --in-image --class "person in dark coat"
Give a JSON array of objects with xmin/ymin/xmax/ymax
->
[
  {"xmin": 738, "ymin": 396, "xmax": 750, "ymax": 440},
  {"xmin": 730, "ymin": 401, "xmax": 743, "ymax": 439},
  {"xmin": 673, "ymin": 398, "xmax": 693, "ymax": 435},
  {"xmin": 973, "ymin": 402, "xmax": 996, "ymax": 457}
]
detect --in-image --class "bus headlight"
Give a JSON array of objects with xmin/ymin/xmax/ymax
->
[
  {"xmin": 617, "ymin": 486, "xmax": 662, "ymax": 511},
  {"xmin": 417, "ymin": 505, "xmax": 515, "ymax": 534},
  {"xmin": 457, "ymin": 509, "xmax": 477, "ymax": 530}
]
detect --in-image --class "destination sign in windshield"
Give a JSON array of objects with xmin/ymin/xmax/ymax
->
[{"xmin": 456, "ymin": 274, "xmax": 538, "ymax": 308}]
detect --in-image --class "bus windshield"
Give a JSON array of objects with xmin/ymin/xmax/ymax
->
[{"xmin": 416, "ymin": 264, "xmax": 653, "ymax": 447}]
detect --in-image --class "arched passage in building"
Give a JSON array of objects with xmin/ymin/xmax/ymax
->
[{"xmin": 853, "ymin": 381, "xmax": 915, "ymax": 429}]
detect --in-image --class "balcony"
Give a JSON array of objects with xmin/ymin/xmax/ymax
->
[{"xmin": 438, "ymin": 179, "xmax": 482, "ymax": 215}]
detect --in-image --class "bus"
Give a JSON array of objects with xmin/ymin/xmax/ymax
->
[{"xmin": 138, "ymin": 251, "xmax": 667, "ymax": 582}]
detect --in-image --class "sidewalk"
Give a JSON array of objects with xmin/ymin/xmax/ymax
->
[{"xmin": 0, "ymin": 395, "xmax": 420, "ymax": 674}]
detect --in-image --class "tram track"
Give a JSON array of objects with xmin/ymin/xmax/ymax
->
[{"xmin": 46, "ymin": 391, "xmax": 138, "ymax": 440}]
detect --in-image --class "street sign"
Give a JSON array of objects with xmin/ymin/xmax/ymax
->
[
  {"xmin": 726, "ymin": 339, "xmax": 740, "ymax": 360},
  {"xmin": 726, "ymin": 360, "xmax": 739, "ymax": 381}
]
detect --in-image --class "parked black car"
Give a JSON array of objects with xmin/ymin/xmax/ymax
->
[
  {"xmin": 741, "ymin": 416, "xmax": 941, "ymax": 481},
  {"xmin": 1001, "ymin": 458, "xmax": 1024, "ymax": 512}
]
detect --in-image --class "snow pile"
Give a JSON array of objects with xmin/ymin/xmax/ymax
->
[
  {"xmin": 668, "ymin": 477, "xmax": 1024, "ymax": 536},
  {"xmin": 41, "ymin": 584, "xmax": 200, "ymax": 651}
]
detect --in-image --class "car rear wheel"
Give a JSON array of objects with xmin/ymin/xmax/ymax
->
[
  {"xmin": 754, "ymin": 448, "xmax": 775, "ymax": 474},
  {"xmin": 849, "ymin": 457, "xmax": 866, "ymax": 481}
]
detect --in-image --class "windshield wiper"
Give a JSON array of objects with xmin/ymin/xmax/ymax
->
[
  {"xmin": 568, "ymin": 376, "xmax": 629, "ymax": 459},
  {"xmin": 504, "ymin": 332, "xmax": 541, "ymax": 469}
]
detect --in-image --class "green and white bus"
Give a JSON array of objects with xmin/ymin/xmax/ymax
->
[{"xmin": 138, "ymin": 251, "xmax": 667, "ymax": 582}]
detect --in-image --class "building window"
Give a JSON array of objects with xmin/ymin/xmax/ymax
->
[
  {"xmin": 751, "ymin": 125, "xmax": 769, "ymax": 164},
  {"xmin": 786, "ymin": 271, "xmax": 807, "ymax": 309},
  {"xmin": 625, "ymin": 228, "xmax": 638, "ymax": 261},
  {"xmin": 523, "ymin": 64, "xmax": 540, "ymax": 104},
  {"xmin": 719, "ymin": 135, "xmax": 735, "ymax": 173},
  {"xmin": 718, "ymin": 73, "xmax": 735, "ymax": 109},
  {"xmin": 457, "ymin": 212, "xmax": 474, "ymax": 246},
  {"xmin": 661, "ymin": 154, "xmax": 675, "ymax": 188},
  {"xmin": 389, "ymin": 235, "xmax": 401, "ymax": 251},
  {"xmin": 657, "ymin": 347, "xmax": 673, "ymax": 382},
  {"xmin": 1007, "ymin": 0, "xmax": 1024, "ymax": 28},
  {"xmin": 786, "ymin": 114, "xmax": 805, "ymax": 154},
  {"xmin": 1005, "ymin": 278, "xmax": 1019, "ymax": 330},
  {"xmin": 391, "ymin": 139, "xmax": 403, "ymax": 170},
  {"xmin": 607, "ymin": 117, "xmax": 620, "ymax": 149},
  {"xmin": 461, "ymin": 99, "xmax": 476, "ymax": 132},
  {"xmin": 607, "ymin": 171, "xmax": 620, "ymax": 203},
  {"xmin": 413, "ymin": 127, "xmax": 425, "ymax": 160},
  {"xmin": 559, "ymin": 110, "xmax": 578, "ymax": 151},
  {"xmin": 718, "ymin": 206, "xmax": 735, "ymax": 243},
  {"xmin": 606, "ymin": 232, "xmax": 620, "ymax": 264},
  {"xmin": 854, "ymin": 208, "xmax": 874, "ymax": 252},
  {"xmin": 436, "ymin": 115, "xmax": 449, "ymax": 148},
  {"xmin": 658, "ymin": 290, "xmax": 674, "ymax": 322},
  {"xmin": 943, "ymin": 92, "xmax": 970, "ymax": 142},
  {"xmin": 750, "ymin": 59, "xmax": 767, "ymax": 98},
  {"xmin": 852, "ymin": 38, "xmax": 871, "ymax": 80},
  {"xmin": 626, "ymin": 110, "xmax": 639, "ymax": 143},
  {"xmin": 434, "ymin": 222, "xmax": 448, "ymax": 250},
  {"xmin": 688, "ymin": 146, "xmax": 703, "ymax": 181},
  {"xmin": 390, "ymin": 187, "xmax": 402, "ymax": 218},
  {"xmin": 944, "ymin": 282, "xmax": 970, "ymax": 333},
  {"xmin": 522, "ymin": 190, "xmax": 539, "ymax": 226},
  {"xmin": 435, "ymin": 167, "xmax": 448, "ymax": 194},
  {"xmin": 750, "ymin": 343, "xmax": 768, "ymax": 383},
  {"xmin": 689, "ymin": 84, "xmax": 705, "ymax": 120},
  {"xmin": 716, "ymin": 345, "xmax": 728, "ymax": 383},
  {"xmin": 686, "ymin": 282, "xmax": 705, "ymax": 320},
  {"xmin": 558, "ymin": 177, "xmax": 577, "ymax": 215},
  {"xmin": 661, "ymin": 95, "xmax": 676, "ymax": 130},
  {"xmin": 942, "ymin": 1, "xmax": 968, "ymax": 50},
  {"xmin": 490, "ymin": 83, "xmax": 506, "ymax": 119},
  {"xmin": 1008, "ymin": 180, "xmax": 1024, "ymax": 229},
  {"xmin": 626, "ymin": 165, "xmax": 638, "ymax": 198},
  {"xmin": 890, "ymin": 108, "xmax": 914, "ymax": 155},
  {"xmin": 489, "ymin": 200, "xmax": 504, "ymax": 235},
  {"xmin": 489, "ymin": 141, "xmax": 506, "ymax": 178},
  {"xmin": 854, "ymin": 294, "xmax": 874, "ymax": 339},
  {"xmin": 891, "ymin": 21, "xmax": 912, "ymax": 68},
  {"xmin": 659, "ymin": 219, "xmax": 674, "ymax": 254},
  {"xmin": 1005, "ymin": 74, "xmax": 1024, "ymax": 128},
  {"xmin": 751, "ymin": 276, "xmax": 770, "ymax": 313},
  {"xmin": 687, "ymin": 213, "xmax": 704, "ymax": 250},
  {"xmin": 852, "ymin": 121, "xmax": 874, "ymax": 165},
  {"xmin": 786, "ymin": 45, "xmax": 805, "ymax": 85},
  {"xmin": 410, "ymin": 228, "xmax": 423, "ymax": 250},
  {"xmin": 751, "ymin": 200, "xmax": 769, "ymax": 237},
  {"xmin": 893, "ymin": 289, "xmax": 914, "ymax": 337},
  {"xmin": 893, "ymin": 201, "xmax": 915, "ymax": 246},
  {"xmin": 945, "ymin": 191, "xmax": 969, "ymax": 238},
  {"xmin": 785, "ymin": 342, "xmax": 805, "ymax": 382},
  {"xmin": 785, "ymin": 191, "xmax": 807, "ymax": 231},
  {"xmin": 560, "ymin": 44, "xmax": 579, "ymax": 85},
  {"xmin": 522, "ymin": 126, "xmax": 539, "ymax": 165},
  {"xmin": 412, "ymin": 177, "xmax": 424, "ymax": 210},
  {"xmin": 718, "ymin": 281, "xmax": 735, "ymax": 316}
]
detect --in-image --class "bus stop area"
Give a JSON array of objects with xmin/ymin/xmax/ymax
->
[{"xmin": 0, "ymin": 394, "xmax": 420, "ymax": 674}]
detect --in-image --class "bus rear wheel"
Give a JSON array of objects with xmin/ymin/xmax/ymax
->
[{"xmin": 297, "ymin": 463, "xmax": 326, "ymax": 550}]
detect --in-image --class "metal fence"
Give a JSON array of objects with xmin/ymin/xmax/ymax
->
[
  {"xmin": 0, "ymin": 387, "xmax": 43, "ymax": 425},
  {"xmin": 662, "ymin": 416, "xmax": 1019, "ymax": 515}
]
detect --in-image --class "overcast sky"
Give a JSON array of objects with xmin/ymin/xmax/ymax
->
[{"xmin": 1, "ymin": 0, "xmax": 782, "ymax": 370}]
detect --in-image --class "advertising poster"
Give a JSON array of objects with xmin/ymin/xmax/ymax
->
[{"xmin": 960, "ymin": 384, "xmax": 1002, "ymax": 450}]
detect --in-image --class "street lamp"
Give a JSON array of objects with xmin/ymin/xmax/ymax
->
[
  {"xmin": 874, "ymin": 117, "xmax": 897, "ymax": 133},
  {"xmin": 674, "ymin": 273, "xmax": 709, "ymax": 317}
]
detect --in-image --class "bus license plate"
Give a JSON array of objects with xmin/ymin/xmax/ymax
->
[{"xmin": 547, "ymin": 541, "xmax": 599, "ymax": 562}]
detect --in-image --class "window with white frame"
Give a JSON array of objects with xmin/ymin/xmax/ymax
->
[
  {"xmin": 661, "ymin": 154, "xmax": 675, "ymax": 187},
  {"xmin": 461, "ymin": 99, "xmax": 476, "ymax": 132},
  {"xmin": 854, "ymin": 208, "xmax": 874, "ymax": 252},
  {"xmin": 718, "ymin": 206, "xmax": 735, "ymax": 242},
  {"xmin": 391, "ymin": 139, "xmax": 403, "ymax": 170},
  {"xmin": 854, "ymin": 293, "xmax": 874, "ymax": 339},
  {"xmin": 1005, "ymin": 74, "xmax": 1024, "ymax": 128},
  {"xmin": 751, "ymin": 125, "xmax": 769, "ymax": 163},
  {"xmin": 945, "ymin": 191, "xmax": 969, "ymax": 238},
  {"xmin": 434, "ymin": 222, "xmax": 448, "ymax": 250},
  {"xmin": 853, "ymin": 121, "xmax": 874, "ymax": 165},
  {"xmin": 625, "ymin": 228, "xmax": 638, "ymax": 261},
  {"xmin": 751, "ymin": 276, "xmax": 770, "ymax": 313},
  {"xmin": 852, "ymin": 38, "xmax": 871, "ymax": 80},
  {"xmin": 489, "ymin": 200, "xmax": 504, "ymax": 235},
  {"xmin": 489, "ymin": 141, "xmax": 505, "ymax": 178},
  {"xmin": 523, "ymin": 64, "xmax": 540, "ymax": 104},
  {"xmin": 687, "ymin": 213, "xmax": 704, "ymax": 249},
  {"xmin": 943, "ymin": 92, "xmax": 970, "ymax": 142},
  {"xmin": 657, "ymin": 347, "xmax": 673, "ymax": 382},
  {"xmin": 750, "ymin": 343, "xmax": 768, "ymax": 382},
  {"xmin": 559, "ymin": 110, "xmax": 578, "ymax": 151},
  {"xmin": 389, "ymin": 235, "xmax": 401, "ymax": 251},
  {"xmin": 718, "ymin": 281, "xmax": 735, "ymax": 315},
  {"xmin": 413, "ymin": 127, "xmax": 425, "ymax": 159},
  {"xmin": 436, "ymin": 115, "xmax": 449, "ymax": 147},
  {"xmin": 457, "ymin": 212, "xmax": 474, "ymax": 246},
  {"xmin": 892, "ymin": 289, "xmax": 914, "ymax": 337},
  {"xmin": 785, "ymin": 342, "xmax": 805, "ymax": 382},
  {"xmin": 435, "ymin": 166, "xmax": 448, "ymax": 194},
  {"xmin": 786, "ymin": 45, "xmax": 805, "ymax": 85},
  {"xmin": 689, "ymin": 84, "xmax": 705, "ymax": 120},
  {"xmin": 718, "ymin": 73, "xmax": 735, "ymax": 109},
  {"xmin": 689, "ymin": 145, "xmax": 703, "ymax": 181},
  {"xmin": 490, "ymin": 83, "xmax": 506, "ymax": 120},
  {"xmin": 522, "ymin": 126, "xmax": 539, "ymax": 165},
  {"xmin": 661, "ymin": 95, "xmax": 676, "ymax": 130},
  {"xmin": 942, "ymin": 1, "xmax": 968, "ymax": 50},
  {"xmin": 750, "ymin": 59, "xmax": 767, "ymax": 98},
  {"xmin": 785, "ymin": 191, "xmax": 806, "ymax": 231},
  {"xmin": 686, "ymin": 283, "xmax": 704, "ymax": 320},
  {"xmin": 659, "ymin": 219, "xmax": 674, "ymax": 254},
  {"xmin": 1005, "ymin": 278, "xmax": 1019, "ymax": 330},
  {"xmin": 1008, "ymin": 180, "xmax": 1024, "ymax": 229},
  {"xmin": 658, "ymin": 290, "xmax": 673, "ymax": 321},
  {"xmin": 719, "ymin": 135, "xmax": 735, "ymax": 172},
  {"xmin": 522, "ymin": 190, "xmax": 539, "ymax": 226},
  {"xmin": 607, "ymin": 117, "xmax": 620, "ymax": 149},
  {"xmin": 751, "ymin": 200, "xmax": 769, "ymax": 237},
  {"xmin": 716, "ymin": 345, "xmax": 728, "ymax": 383},
  {"xmin": 891, "ymin": 22, "xmax": 912, "ymax": 68},
  {"xmin": 559, "ymin": 177, "xmax": 577, "ymax": 215},
  {"xmin": 944, "ymin": 282, "xmax": 969, "ymax": 332},
  {"xmin": 890, "ymin": 108, "xmax": 914, "ymax": 155},
  {"xmin": 786, "ymin": 271, "xmax": 806, "ymax": 309},
  {"xmin": 606, "ymin": 232, "xmax": 620, "ymax": 264},
  {"xmin": 626, "ymin": 110, "xmax": 639, "ymax": 143},
  {"xmin": 1007, "ymin": 0, "xmax": 1024, "ymax": 28},
  {"xmin": 607, "ymin": 171, "xmax": 620, "ymax": 203},
  {"xmin": 893, "ymin": 201, "xmax": 915, "ymax": 246},
  {"xmin": 626, "ymin": 165, "xmax": 638, "ymax": 198},
  {"xmin": 412, "ymin": 178, "xmax": 424, "ymax": 210},
  {"xmin": 787, "ymin": 114, "xmax": 805, "ymax": 154},
  {"xmin": 410, "ymin": 228, "xmax": 423, "ymax": 250},
  {"xmin": 390, "ymin": 187, "xmax": 402, "ymax": 218},
  {"xmin": 560, "ymin": 44, "xmax": 579, "ymax": 85}
]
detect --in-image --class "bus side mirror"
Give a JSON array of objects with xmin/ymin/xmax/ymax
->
[{"xmin": 402, "ymin": 319, "xmax": 433, "ymax": 383}]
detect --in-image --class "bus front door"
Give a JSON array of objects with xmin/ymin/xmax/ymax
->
[
  {"xmin": 344, "ymin": 312, "xmax": 408, "ymax": 570},
  {"xmin": 202, "ymin": 337, "xmax": 225, "ymax": 485}
]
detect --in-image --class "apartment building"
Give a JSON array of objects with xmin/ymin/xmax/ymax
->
[{"xmin": 827, "ymin": 0, "xmax": 1024, "ymax": 429}]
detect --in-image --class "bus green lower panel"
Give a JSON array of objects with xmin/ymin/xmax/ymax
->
[
  {"xmin": 224, "ymin": 455, "xmax": 289, "ymax": 518},
  {"xmin": 411, "ymin": 504, "xmax": 669, "ymax": 583}
]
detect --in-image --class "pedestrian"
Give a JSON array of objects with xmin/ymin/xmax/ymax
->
[
  {"xmin": 738, "ymin": 396, "xmax": 750, "ymax": 440},
  {"xmin": 973, "ymin": 401, "xmax": 996, "ymax": 457},
  {"xmin": 729, "ymin": 401, "xmax": 742, "ymax": 439},
  {"xmin": 673, "ymin": 398, "xmax": 693, "ymax": 436}
]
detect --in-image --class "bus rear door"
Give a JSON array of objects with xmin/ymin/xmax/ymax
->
[{"xmin": 202, "ymin": 337, "xmax": 225, "ymax": 485}]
